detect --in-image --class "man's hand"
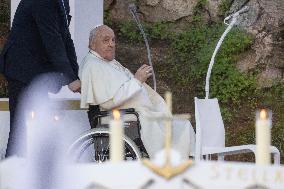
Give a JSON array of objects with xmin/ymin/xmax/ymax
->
[
  {"xmin": 68, "ymin": 79, "xmax": 81, "ymax": 93},
  {"xmin": 134, "ymin": 64, "xmax": 152, "ymax": 83}
]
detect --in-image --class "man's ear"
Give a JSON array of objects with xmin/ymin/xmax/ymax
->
[{"xmin": 89, "ymin": 43, "xmax": 96, "ymax": 51}]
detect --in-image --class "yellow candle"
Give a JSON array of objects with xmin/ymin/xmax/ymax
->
[
  {"xmin": 256, "ymin": 109, "xmax": 271, "ymax": 165},
  {"xmin": 110, "ymin": 110, "xmax": 124, "ymax": 162}
]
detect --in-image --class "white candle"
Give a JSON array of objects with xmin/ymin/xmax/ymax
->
[
  {"xmin": 110, "ymin": 110, "xmax": 124, "ymax": 162},
  {"xmin": 164, "ymin": 92, "xmax": 172, "ymax": 149},
  {"xmin": 164, "ymin": 92, "xmax": 172, "ymax": 164},
  {"xmin": 256, "ymin": 109, "xmax": 271, "ymax": 165},
  {"xmin": 26, "ymin": 111, "xmax": 35, "ymax": 158}
]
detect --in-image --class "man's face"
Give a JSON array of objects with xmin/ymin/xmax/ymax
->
[{"xmin": 92, "ymin": 27, "xmax": 115, "ymax": 61}]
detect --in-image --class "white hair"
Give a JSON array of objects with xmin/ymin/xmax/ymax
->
[{"xmin": 88, "ymin": 24, "xmax": 103, "ymax": 48}]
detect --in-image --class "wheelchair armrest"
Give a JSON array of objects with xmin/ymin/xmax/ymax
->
[
  {"xmin": 93, "ymin": 108, "xmax": 141, "ymax": 132},
  {"xmin": 98, "ymin": 110, "xmax": 109, "ymax": 117},
  {"xmin": 95, "ymin": 108, "xmax": 136, "ymax": 118},
  {"xmin": 121, "ymin": 108, "xmax": 135, "ymax": 113}
]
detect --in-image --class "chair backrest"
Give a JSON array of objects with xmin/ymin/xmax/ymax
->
[{"xmin": 194, "ymin": 97, "xmax": 225, "ymax": 158}]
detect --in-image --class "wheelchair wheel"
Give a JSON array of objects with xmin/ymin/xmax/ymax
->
[{"xmin": 68, "ymin": 128, "xmax": 141, "ymax": 163}]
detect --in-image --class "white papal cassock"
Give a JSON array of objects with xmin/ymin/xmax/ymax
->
[{"xmin": 79, "ymin": 50, "xmax": 195, "ymax": 159}]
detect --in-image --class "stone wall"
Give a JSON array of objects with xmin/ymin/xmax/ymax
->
[
  {"xmin": 105, "ymin": 0, "xmax": 222, "ymax": 22},
  {"xmin": 232, "ymin": 0, "xmax": 284, "ymax": 87},
  {"xmin": 105, "ymin": 0, "xmax": 284, "ymax": 87}
]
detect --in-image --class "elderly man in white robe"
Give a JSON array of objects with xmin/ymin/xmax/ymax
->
[{"xmin": 79, "ymin": 25, "xmax": 195, "ymax": 159}]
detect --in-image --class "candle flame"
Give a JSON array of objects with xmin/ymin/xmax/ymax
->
[
  {"xmin": 113, "ymin": 109, "xmax": 120, "ymax": 120},
  {"xmin": 54, "ymin": 115, "xmax": 60, "ymax": 121},
  {"xmin": 259, "ymin": 109, "xmax": 268, "ymax": 120},
  {"xmin": 31, "ymin": 111, "xmax": 35, "ymax": 119}
]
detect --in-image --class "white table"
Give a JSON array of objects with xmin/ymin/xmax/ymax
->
[{"xmin": 1, "ymin": 158, "xmax": 283, "ymax": 189}]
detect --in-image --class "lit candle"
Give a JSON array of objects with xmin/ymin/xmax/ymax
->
[
  {"xmin": 54, "ymin": 115, "xmax": 60, "ymax": 122},
  {"xmin": 110, "ymin": 109, "xmax": 124, "ymax": 162},
  {"xmin": 256, "ymin": 109, "xmax": 271, "ymax": 165}
]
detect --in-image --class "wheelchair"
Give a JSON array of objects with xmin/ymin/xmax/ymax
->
[{"xmin": 68, "ymin": 105, "xmax": 148, "ymax": 163}]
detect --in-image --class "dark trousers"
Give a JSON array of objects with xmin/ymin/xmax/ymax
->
[
  {"xmin": 87, "ymin": 105, "xmax": 100, "ymax": 129},
  {"xmin": 6, "ymin": 78, "xmax": 28, "ymax": 157}
]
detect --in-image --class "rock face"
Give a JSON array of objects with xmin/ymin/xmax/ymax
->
[
  {"xmin": 106, "ymin": 0, "xmax": 224, "ymax": 22},
  {"xmin": 104, "ymin": 0, "xmax": 133, "ymax": 22},
  {"xmin": 231, "ymin": 0, "xmax": 284, "ymax": 86},
  {"xmin": 105, "ymin": 0, "xmax": 284, "ymax": 87},
  {"xmin": 207, "ymin": 0, "xmax": 222, "ymax": 20}
]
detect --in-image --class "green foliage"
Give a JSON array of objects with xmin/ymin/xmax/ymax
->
[
  {"xmin": 221, "ymin": 107, "xmax": 234, "ymax": 122},
  {"xmin": 210, "ymin": 61, "xmax": 256, "ymax": 104},
  {"xmin": 118, "ymin": 21, "xmax": 142, "ymax": 42},
  {"xmin": 0, "ymin": 79, "xmax": 8, "ymax": 98},
  {"xmin": 218, "ymin": 0, "xmax": 233, "ymax": 17},
  {"xmin": 169, "ymin": 24, "xmax": 255, "ymax": 107},
  {"xmin": 104, "ymin": 10, "xmax": 113, "ymax": 26},
  {"xmin": 210, "ymin": 30, "xmax": 255, "ymax": 105},
  {"xmin": 230, "ymin": 124, "xmax": 255, "ymax": 145},
  {"xmin": 196, "ymin": 0, "xmax": 208, "ymax": 9},
  {"xmin": 0, "ymin": 0, "xmax": 9, "ymax": 24},
  {"xmin": 193, "ymin": 0, "xmax": 208, "ymax": 15},
  {"xmin": 192, "ymin": 0, "xmax": 208, "ymax": 23},
  {"xmin": 256, "ymin": 84, "xmax": 284, "ymax": 160},
  {"xmin": 118, "ymin": 21, "xmax": 173, "ymax": 42},
  {"xmin": 272, "ymin": 122, "xmax": 284, "ymax": 159},
  {"xmin": 171, "ymin": 26, "xmax": 208, "ymax": 61},
  {"xmin": 148, "ymin": 22, "xmax": 173, "ymax": 40},
  {"xmin": 259, "ymin": 83, "xmax": 284, "ymax": 110}
]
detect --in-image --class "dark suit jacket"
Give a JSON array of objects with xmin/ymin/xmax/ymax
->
[{"xmin": 0, "ymin": 0, "xmax": 78, "ymax": 86}]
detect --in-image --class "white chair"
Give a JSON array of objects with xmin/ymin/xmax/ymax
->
[{"xmin": 194, "ymin": 97, "xmax": 280, "ymax": 164}]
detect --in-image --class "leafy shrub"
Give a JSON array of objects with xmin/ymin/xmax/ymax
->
[
  {"xmin": 218, "ymin": 0, "xmax": 233, "ymax": 17},
  {"xmin": 192, "ymin": 0, "xmax": 208, "ymax": 23},
  {"xmin": 118, "ymin": 21, "xmax": 173, "ymax": 42},
  {"xmin": 118, "ymin": 21, "xmax": 143, "ymax": 42},
  {"xmin": 272, "ymin": 122, "xmax": 284, "ymax": 161},
  {"xmin": 0, "ymin": 0, "xmax": 9, "ymax": 24},
  {"xmin": 0, "ymin": 78, "xmax": 8, "ymax": 98},
  {"xmin": 168, "ymin": 24, "xmax": 255, "ymax": 113},
  {"xmin": 104, "ymin": 10, "xmax": 113, "ymax": 26}
]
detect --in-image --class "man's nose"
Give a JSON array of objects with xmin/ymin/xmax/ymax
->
[{"xmin": 109, "ymin": 40, "xmax": 115, "ymax": 47}]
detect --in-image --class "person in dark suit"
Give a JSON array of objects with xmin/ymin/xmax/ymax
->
[{"xmin": 0, "ymin": 0, "xmax": 81, "ymax": 157}]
